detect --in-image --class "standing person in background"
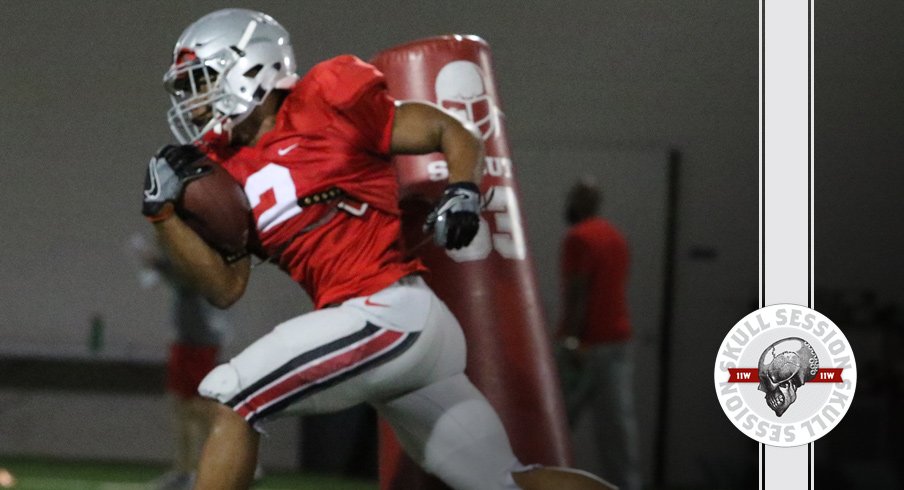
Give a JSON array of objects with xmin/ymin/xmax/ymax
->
[
  {"xmin": 130, "ymin": 234, "xmax": 228, "ymax": 490},
  {"xmin": 557, "ymin": 178, "xmax": 642, "ymax": 490}
]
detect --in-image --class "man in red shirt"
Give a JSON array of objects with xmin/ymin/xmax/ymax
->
[
  {"xmin": 141, "ymin": 8, "xmax": 612, "ymax": 490},
  {"xmin": 558, "ymin": 178, "xmax": 641, "ymax": 490}
]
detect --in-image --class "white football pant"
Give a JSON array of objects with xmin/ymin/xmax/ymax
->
[{"xmin": 199, "ymin": 275, "xmax": 526, "ymax": 489}]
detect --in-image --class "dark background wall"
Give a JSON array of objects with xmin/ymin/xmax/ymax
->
[
  {"xmin": 814, "ymin": 2, "xmax": 904, "ymax": 487},
  {"xmin": 0, "ymin": 1, "xmax": 898, "ymax": 488}
]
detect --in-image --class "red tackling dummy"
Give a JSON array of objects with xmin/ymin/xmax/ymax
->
[{"xmin": 372, "ymin": 35, "xmax": 572, "ymax": 489}]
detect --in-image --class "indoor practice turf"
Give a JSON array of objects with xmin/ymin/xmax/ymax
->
[{"xmin": 0, "ymin": 457, "xmax": 377, "ymax": 490}]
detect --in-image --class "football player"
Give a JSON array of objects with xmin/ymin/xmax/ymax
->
[{"xmin": 142, "ymin": 9, "xmax": 613, "ymax": 490}]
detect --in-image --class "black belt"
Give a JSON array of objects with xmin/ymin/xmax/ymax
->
[
  {"xmin": 252, "ymin": 187, "xmax": 366, "ymax": 268},
  {"xmin": 297, "ymin": 187, "xmax": 343, "ymax": 207}
]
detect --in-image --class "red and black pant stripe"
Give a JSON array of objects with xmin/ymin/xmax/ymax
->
[{"xmin": 226, "ymin": 322, "xmax": 418, "ymax": 425}]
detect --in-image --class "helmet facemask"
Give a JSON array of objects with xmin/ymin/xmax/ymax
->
[{"xmin": 164, "ymin": 52, "xmax": 239, "ymax": 144}]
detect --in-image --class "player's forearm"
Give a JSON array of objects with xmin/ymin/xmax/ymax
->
[
  {"xmin": 152, "ymin": 208, "xmax": 249, "ymax": 308},
  {"xmin": 441, "ymin": 118, "xmax": 484, "ymax": 184},
  {"xmin": 390, "ymin": 102, "xmax": 483, "ymax": 184}
]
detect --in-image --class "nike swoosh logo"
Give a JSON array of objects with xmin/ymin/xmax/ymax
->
[
  {"xmin": 277, "ymin": 143, "xmax": 299, "ymax": 156},
  {"xmin": 144, "ymin": 157, "xmax": 161, "ymax": 199},
  {"xmin": 365, "ymin": 298, "xmax": 390, "ymax": 307}
]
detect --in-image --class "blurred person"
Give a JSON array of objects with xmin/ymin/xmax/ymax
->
[
  {"xmin": 557, "ymin": 178, "xmax": 641, "ymax": 490},
  {"xmin": 130, "ymin": 233, "xmax": 228, "ymax": 490},
  {"xmin": 140, "ymin": 8, "xmax": 613, "ymax": 490}
]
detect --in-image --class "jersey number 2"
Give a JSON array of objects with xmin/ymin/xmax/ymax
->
[{"xmin": 244, "ymin": 163, "xmax": 302, "ymax": 232}]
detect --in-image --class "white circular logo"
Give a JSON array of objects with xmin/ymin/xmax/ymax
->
[{"xmin": 713, "ymin": 304, "xmax": 857, "ymax": 447}]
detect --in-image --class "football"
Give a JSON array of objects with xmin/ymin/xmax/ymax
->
[{"xmin": 177, "ymin": 158, "xmax": 252, "ymax": 259}]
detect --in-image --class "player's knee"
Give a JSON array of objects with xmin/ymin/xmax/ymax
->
[
  {"xmin": 210, "ymin": 400, "xmax": 244, "ymax": 426},
  {"xmin": 198, "ymin": 363, "xmax": 241, "ymax": 403}
]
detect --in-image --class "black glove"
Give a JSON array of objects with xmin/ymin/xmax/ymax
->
[
  {"xmin": 141, "ymin": 144, "xmax": 210, "ymax": 219},
  {"xmin": 425, "ymin": 182, "xmax": 481, "ymax": 250}
]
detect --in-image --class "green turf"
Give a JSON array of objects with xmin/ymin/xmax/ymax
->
[{"xmin": 0, "ymin": 457, "xmax": 377, "ymax": 490}]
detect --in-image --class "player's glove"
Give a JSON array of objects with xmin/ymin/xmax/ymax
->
[
  {"xmin": 425, "ymin": 182, "xmax": 481, "ymax": 250},
  {"xmin": 141, "ymin": 144, "xmax": 210, "ymax": 220}
]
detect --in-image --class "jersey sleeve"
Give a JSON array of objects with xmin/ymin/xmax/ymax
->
[{"xmin": 317, "ymin": 55, "xmax": 396, "ymax": 155}]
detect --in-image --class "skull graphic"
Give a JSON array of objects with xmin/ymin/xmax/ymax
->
[
  {"xmin": 435, "ymin": 61, "xmax": 497, "ymax": 140},
  {"xmin": 757, "ymin": 337, "xmax": 819, "ymax": 417}
]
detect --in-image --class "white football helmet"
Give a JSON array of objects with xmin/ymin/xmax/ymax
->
[{"xmin": 163, "ymin": 8, "xmax": 299, "ymax": 144}]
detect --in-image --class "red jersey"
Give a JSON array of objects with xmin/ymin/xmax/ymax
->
[
  {"xmin": 559, "ymin": 217, "xmax": 631, "ymax": 343},
  {"xmin": 206, "ymin": 55, "xmax": 426, "ymax": 308}
]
